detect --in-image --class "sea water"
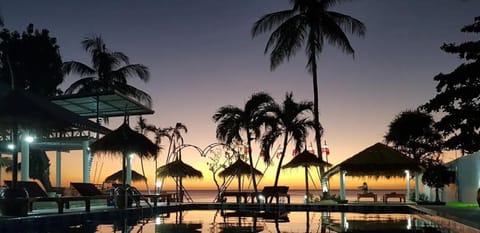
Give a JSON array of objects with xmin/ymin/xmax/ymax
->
[{"xmin": 181, "ymin": 189, "xmax": 407, "ymax": 203}]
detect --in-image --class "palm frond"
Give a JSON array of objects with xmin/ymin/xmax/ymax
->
[
  {"xmin": 267, "ymin": 15, "xmax": 306, "ymax": 70},
  {"xmin": 252, "ymin": 10, "xmax": 296, "ymax": 37},
  {"xmin": 115, "ymin": 84, "xmax": 153, "ymax": 108},
  {"xmin": 111, "ymin": 64, "xmax": 150, "ymax": 82},
  {"xmin": 64, "ymin": 77, "xmax": 96, "ymax": 94},
  {"xmin": 328, "ymin": 11, "xmax": 366, "ymax": 37},
  {"xmin": 62, "ymin": 61, "xmax": 96, "ymax": 77}
]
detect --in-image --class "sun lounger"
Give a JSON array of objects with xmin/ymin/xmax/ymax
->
[
  {"xmin": 251, "ymin": 186, "xmax": 291, "ymax": 204},
  {"xmin": 220, "ymin": 191, "xmax": 251, "ymax": 203},
  {"xmin": 383, "ymin": 193, "xmax": 406, "ymax": 203},
  {"xmin": 4, "ymin": 181, "xmax": 94, "ymax": 213},
  {"xmin": 357, "ymin": 192, "xmax": 378, "ymax": 202},
  {"xmin": 70, "ymin": 182, "xmax": 110, "ymax": 203}
]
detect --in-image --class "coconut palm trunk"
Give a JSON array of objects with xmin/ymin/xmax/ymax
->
[
  {"xmin": 310, "ymin": 49, "xmax": 327, "ymax": 191},
  {"xmin": 246, "ymin": 135, "xmax": 259, "ymax": 203}
]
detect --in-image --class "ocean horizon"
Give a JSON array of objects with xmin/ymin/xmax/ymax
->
[{"xmin": 142, "ymin": 189, "xmax": 407, "ymax": 203}]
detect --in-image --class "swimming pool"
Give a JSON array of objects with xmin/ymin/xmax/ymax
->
[{"xmin": 1, "ymin": 209, "xmax": 460, "ymax": 233}]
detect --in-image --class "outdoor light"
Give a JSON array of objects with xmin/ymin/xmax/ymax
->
[
  {"xmin": 24, "ymin": 135, "xmax": 34, "ymax": 143},
  {"xmin": 7, "ymin": 143, "xmax": 14, "ymax": 150},
  {"xmin": 155, "ymin": 216, "xmax": 163, "ymax": 225},
  {"xmin": 156, "ymin": 181, "xmax": 163, "ymax": 188},
  {"xmin": 406, "ymin": 215, "xmax": 412, "ymax": 229},
  {"xmin": 129, "ymin": 153, "xmax": 135, "ymax": 160},
  {"xmin": 258, "ymin": 195, "xmax": 265, "ymax": 204}
]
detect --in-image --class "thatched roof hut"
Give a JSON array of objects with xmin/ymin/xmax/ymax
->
[{"xmin": 325, "ymin": 143, "xmax": 422, "ymax": 178}]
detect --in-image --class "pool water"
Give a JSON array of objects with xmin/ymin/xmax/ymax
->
[{"xmin": 88, "ymin": 210, "xmax": 452, "ymax": 233}]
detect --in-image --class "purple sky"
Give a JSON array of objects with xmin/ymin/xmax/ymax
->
[{"xmin": 1, "ymin": 0, "xmax": 478, "ymax": 188}]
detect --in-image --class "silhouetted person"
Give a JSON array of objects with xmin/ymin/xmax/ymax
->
[{"xmin": 359, "ymin": 182, "xmax": 368, "ymax": 193}]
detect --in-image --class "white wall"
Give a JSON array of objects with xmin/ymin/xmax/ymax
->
[{"xmin": 446, "ymin": 152, "xmax": 480, "ymax": 203}]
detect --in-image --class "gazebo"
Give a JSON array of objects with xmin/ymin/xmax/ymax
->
[{"xmin": 325, "ymin": 143, "xmax": 423, "ymax": 201}]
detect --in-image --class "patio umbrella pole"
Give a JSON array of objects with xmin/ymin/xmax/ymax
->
[
  {"xmin": 305, "ymin": 166, "xmax": 308, "ymax": 203},
  {"xmin": 123, "ymin": 152, "xmax": 128, "ymax": 208}
]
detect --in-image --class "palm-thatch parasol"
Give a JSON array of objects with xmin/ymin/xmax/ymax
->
[
  {"xmin": 157, "ymin": 160, "xmax": 203, "ymax": 178},
  {"xmin": 104, "ymin": 169, "xmax": 147, "ymax": 183},
  {"xmin": 157, "ymin": 159, "xmax": 202, "ymax": 202},
  {"xmin": 282, "ymin": 150, "xmax": 330, "ymax": 201},
  {"xmin": 218, "ymin": 158, "xmax": 263, "ymax": 192},
  {"xmin": 90, "ymin": 122, "xmax": 158, "ymax": 207},
  {"xmin": 0, "ymin": 89, "xmax": 109, "ymax": 189}
]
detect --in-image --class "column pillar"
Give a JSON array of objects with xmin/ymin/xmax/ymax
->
[
  {"xmin": 20, "ymin": 134, "xmax": 30, "ymax": 181},
  {"xmin": 56, "ymin": 151, "xmax": 61, "ymax": 187},
  {"xmin": 414, "ymin": 173, "xmax": 420, "ymax": 201},
  {"xmin": 82, "ymin": 140, "xmax": 90, "ymax": 183},
  {"xmin": 340, "ymin": 170, "xmax": 346, "ymax": 200},
  {"xmin": 126, "ymin": 154, "xmax": 132, "ymax": 185},
  {"xmin": 405, "ymin": 170, "xmax": 411, "ymax": 201}
]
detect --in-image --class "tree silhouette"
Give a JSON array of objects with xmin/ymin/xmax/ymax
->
[
  {"xmin": 385, "ymin": 110, "xmax": 442, "ymax": 163},
  {"xmin": 261, "ymin": 92, "xmax": 316, "ymax": 203},
  {"xmin": 213, "ymin": 92, "xmax": 274, "ymax": 202},
  {"xmin": 252, "ymin": 0, "xmax": 366, "ymax": 190},
  {"xmin": 423, "ymin": 16, "xmax": 480, "ymax": 155},
  {"xmin": 0, "ymin": 24, "xmax": 63, "ymax": 96},
  {"xmin": 63, "ymin": 35, "xmax": 152, "ymax": 108}
]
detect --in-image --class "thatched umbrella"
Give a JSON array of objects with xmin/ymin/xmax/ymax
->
[
  {"xmin": 157, "ymin": 159, "xmax": 202, "ymax": 202},
  {"xmin": 90, "ymin": 122, "xmax": 158, "ymax": 207},
  {"xmin": 282, "ymin": 150, "xmax": 330, "ymax": 201},
  {"xmin": 157, "ymin": 160, "xmax": 203, "ymax": 178},
  {"xmin": 104, "ymin": 169, "xmax": 147, "ymax": 183},
  {"xmin": 218, "ymin": 158, "xmax": 263, "ymax": 192}
]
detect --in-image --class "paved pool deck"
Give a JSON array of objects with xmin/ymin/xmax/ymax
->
[{"xmin": 0, "ymin": 202, "xmax": 479, "ymax": 232}]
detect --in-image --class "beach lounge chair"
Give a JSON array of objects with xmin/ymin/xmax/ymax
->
[
  {"xmin": 382, "ymin": 192, "xmax": 406, "ymax": 203},
  {"xmin": 4, "ymin": 181, "xmax": 94, "ymax": 213},
  {"xmin": 70, "ymin": 182, "xmax": 110, "ymax": 202},
  {"xmin": 356, "ymin": 192, "xmax": 378, "ymax": 202},
  {"xmin": 251, "ymin": 186, "xmax": 291, "ymax": 204}
]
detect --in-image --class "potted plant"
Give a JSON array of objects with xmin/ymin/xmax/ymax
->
[{"xmin": 0, "ymin": 187, "xmax": 29, "ymax": 216}]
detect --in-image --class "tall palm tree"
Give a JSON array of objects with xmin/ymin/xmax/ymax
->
[
  {"xmin": 213, "ymin": 92, "xmax": 275, "ymax": 202},
  {"xmin": 252, "ymin": 0, "xmax": 366, "ymax": 190},
  {"xmin": 161, "ymin": 122, "xmax": 187, "ymax": 201},
  {"xmin": 134, "ymin": 116, "xmax": 158, "ymax": 193},
  {"xmin": 261, "ymin": 93, "xmax": 316, "ymax": 200},
  {"xmin": 63, "ymin": 35, "xmax": 152, "ymax": 108}
]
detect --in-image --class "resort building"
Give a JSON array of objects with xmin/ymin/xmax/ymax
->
[{"xmin": 444, "ymin": 152, "xmax": 480, "ymax": 204}]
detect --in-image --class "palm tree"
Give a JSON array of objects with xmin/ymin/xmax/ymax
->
[
  {"xmin": 213, "ymin": 92, "xmax": 275, "ymax": 202},
  {"xmin": 63, "ymin": 35, "xmax": 152, "ymax": 108},
  {"xmin": 134, "ymin": 116, "xmax": 158, "ymax": 193},
  {"xmin": 261, "ymin": 92, "xmax": 316, "ymax": 202},
  {"xmin": 252, "ymin": 0, "xmax": 366, "ymax": 190},
  {"xmin": 161, "ymin": 122, "xmax": 188, "ymax": 201}
]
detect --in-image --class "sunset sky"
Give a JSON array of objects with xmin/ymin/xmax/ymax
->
[{"xmin": 1, "ymin": 1, "xmax": 478, "ymax": 191}]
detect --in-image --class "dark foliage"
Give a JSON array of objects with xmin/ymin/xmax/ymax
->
[
  {"xmin": 0, "ymin": 24, "xmax": 63, "ymax": 96},
  {"xmin": 423, "ymin": 16, "xmax": 480, "ymax": 155}
]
